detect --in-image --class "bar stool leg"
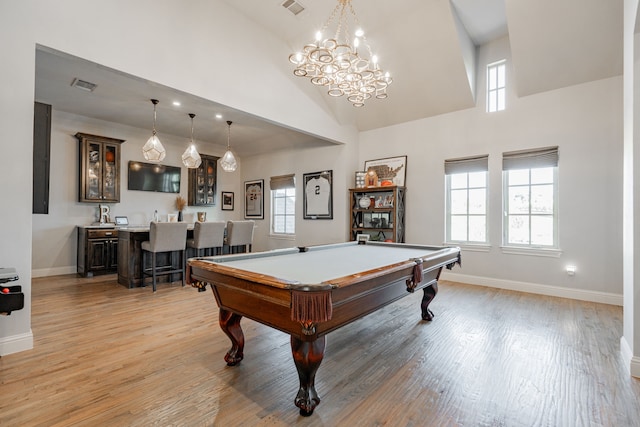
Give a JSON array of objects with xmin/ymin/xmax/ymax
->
[{"xmin": 152, "ymin": 252, "xmax": 157, "ymax": 292}]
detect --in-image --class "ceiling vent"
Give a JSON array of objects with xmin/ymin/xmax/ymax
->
[
  {"xmin": 70, "ymin": 78, "xmax": 97, "ymax": 92},
  {"xmin": 282, "ymin": 0, "xmax": 305, "ymax": 16}
]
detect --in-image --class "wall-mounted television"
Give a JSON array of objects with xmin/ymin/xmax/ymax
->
[{"xmin": 128, "ymin": 161, "xmax": 181, "ymax": 193}]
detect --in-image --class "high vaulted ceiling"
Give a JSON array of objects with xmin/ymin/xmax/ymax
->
[{"xmin": 34, "ymin": 0, "xmax": 623, "ymax": 157}]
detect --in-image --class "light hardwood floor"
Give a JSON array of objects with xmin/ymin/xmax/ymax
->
[{"xmin": 1, "ymin": 274, "xmax": 639, "ymax": 426}]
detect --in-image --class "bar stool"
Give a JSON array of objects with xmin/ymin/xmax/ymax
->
[
  {"xmin": 187, "ymin": 221, "xmax": 226, "ymax": 257},
  {"xmin": 226, "ymin": 220, "xmax": 255, "ymax": 253},
  {"xmin": 140, "ymin": 222, "xmax": 188, "ymax": 292}
]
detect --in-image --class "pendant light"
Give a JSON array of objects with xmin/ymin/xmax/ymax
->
[
  {"xmin": 142, "ymin": 99, "xmax": 166, "ymax": 162},
  {"xmin": 220, "ymin": 120, "xmax": 237, "ymax": 172},
  {"xmin": 182, "ymin": 113, "xmax": 202, "ymax": 168}
]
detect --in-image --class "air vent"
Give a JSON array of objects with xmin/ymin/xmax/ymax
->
[
  {"xmin": 282, "ymin": 0, "xmax": 305, "ymax": 16},
  {"xmin": 70, "ymin": 78, "xmax": 97, "ymax": 92}
]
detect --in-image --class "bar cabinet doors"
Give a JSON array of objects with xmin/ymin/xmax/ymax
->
[{"xmin": 76, "ymin": 132, "xmax": 125, "ymax": 203}]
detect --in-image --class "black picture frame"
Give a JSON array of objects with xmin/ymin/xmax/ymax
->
[
  {"xmin": 222, "ymin": 191, "xmax": 234, "ymax": 211},
  {"xmin": 303, "ymin": 170, "xmax": 333, "ymax": 220},
  {"xmin": 244, "ymin": 179, "xmax": 264, "ymax": 219}
]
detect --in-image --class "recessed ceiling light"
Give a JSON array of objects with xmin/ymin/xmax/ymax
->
[
  {"xmin": 215, "ymin": 114, "xmax": 223, "ymax": 119},
  {"xmin": 173, "ymin": 101, "xmax": 181, "ymax": 106}
]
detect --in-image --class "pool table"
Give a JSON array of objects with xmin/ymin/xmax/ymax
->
[{"xmin": 187, "ymin": 240, "xmax": 461, "ymax": 416}]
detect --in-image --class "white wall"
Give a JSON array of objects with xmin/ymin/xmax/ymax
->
[
  {"xmin": 0, "ymin": 0, "xmax": 355, "ymax": 355},
  {"xmin": 31, "ymin": 110, "xmax": 244, "ymax": 277},
  {"xmin": 241, "ymin": 142, "xmax": 358, "ymax": 252},
  {"xmin": 359, "ymin": 37, "xmax": 623, "ymax": 298}
]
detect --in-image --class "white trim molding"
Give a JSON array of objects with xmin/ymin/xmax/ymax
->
[
  {"xmin": 440, "ymin": 271, "xmax": 622, "ymax": 306},
  {"xmin": 0, "ymin": 330, "xmax": 34, "ymax": 356},
  {"xmin": 620, "ymin": 337, "xmax": 640, "ymax": 378},
  {"xmin": 32, "ymin": 266, "xmax": 76, "ymax": 278}
]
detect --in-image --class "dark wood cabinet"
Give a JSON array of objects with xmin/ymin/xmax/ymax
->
[
  {"xmin": 78, "ymin": 227, "xmax": 118, "ymax": 277},
  {"xmin": 76, "ymin": 132, "xmax": 125, "ymax": 203},
  {"xmin": 349, "ymin": 186, "xmax": 406, "ymax": 243},
  {"xmin": 188, "ymin": 154, "xmax": 219, "ymax": 206}
]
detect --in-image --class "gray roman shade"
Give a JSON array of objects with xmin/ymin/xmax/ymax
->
[
  {"xmin": 444, "ymin": 154, "xmax": 489, "ymax": 175},
  {"xmin": 502, "ymin": 146, "xmax": 558, "ymax": 170},
  {"xmin": 270, "ymin": 174, "xmax": 296, "ymax": 190}
]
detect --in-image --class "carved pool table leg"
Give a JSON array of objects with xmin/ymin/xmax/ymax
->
[
  {"xmin": 219, "ymin": 308, "xmax": 244, "ymax": 366},
  {"xmin": 421, "ymin": 282, "xmax": 439, "ymax": 321},
  {"xmin": 291, "ymin": 335, "xmax": 326, "ymax": 416}
]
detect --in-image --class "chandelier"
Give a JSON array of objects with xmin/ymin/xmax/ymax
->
[
  {"xmin": 288, "ymin": 0, "xmax": 393, "ymax": 107},
  {"xmin": 142, "ymin": 99, "xmax": 166, "ymax": 162},
  {"xmin": 182, "ymin": 113, "xmax": 202, "ymax": 168},
  {"xmin": 220, "ymin": 120, "xmax": 237, "ymax": 172}
]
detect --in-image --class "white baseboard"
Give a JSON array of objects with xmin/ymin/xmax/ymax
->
[
  {"xmin": 0, "ymin": 331, "xmax": 34, "ymax": 356},
  {"xmin": 32, "ymin": 266, "xmax": 76, "ymax": 278},
  {"xmin": 440, "ymin": 271, "xmax": 623, "ymax": 306},
  {"xmin": 620, "ymin": 336, "xmax": 640, "ymax": 378}
]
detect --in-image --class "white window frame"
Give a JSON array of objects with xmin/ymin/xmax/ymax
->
[
  {"xmin": 502, "ymin": 147, "xmax": 559, "ymax": 250},
  {"xmin": 271, "ymin": 186, "xmax": 295, "ymax": 236},
  {"xmin": 487, "ymin": 60, "xmax": 506, "ymax": 113},
  {"xmin": 444, "ymin": 155, "xmax": 489, "ymax": 245}
]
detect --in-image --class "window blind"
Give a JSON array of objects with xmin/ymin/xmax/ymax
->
[
  {"xmin": 502, "ymin": 146, "xmax": 558, "ymax": 170},
  {"xmin": 444, "ymin": 154, "xmax": 489, "ymax": 175},
  {"xmin": 270, "ymin": 174, "xmax": 295, "ymax": 190}
]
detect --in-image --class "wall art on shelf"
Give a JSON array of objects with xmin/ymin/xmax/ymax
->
[
  {"xmin": 167, "ymin": 213, "xmax": 178, "ymax": 223},
  {"xmin": 222, "ymin": 191, "xmax": 234, "ymax": 211},
  {"xmin": 364, "ymin": 155, "xmax": 407, "ymax": 187},
  {"xmin": 244, "ymin": 179, "xmax": 264, "ymax": 219},
  {"xmin": 303, "ymin": 170, "xmax": 333, "ymax": 220}
]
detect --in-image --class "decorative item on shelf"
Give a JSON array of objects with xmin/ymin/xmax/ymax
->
[
  {"xmin": 197, "ymin": 212, "xmax": 206, "ymax": 222},
  {"xmin": 358, "ymin": 196, "xmax": 371, "ymax": 208},
  {"xmin": 220, "ymin": 120, "xmax": 238, "ymax": 172},
  {"xmin": 142, "ymin": 99, "xmax": 166, "ymax": 162},
  {"xmin": 365, "ymin": 169, "xmax": 378, "ymax": 187},
  {"xmin": 355, "ymin": 171, "xmax": 366, "ymax": 188},
  {"xmin": 175, "ymin": 196, "xmax": 187, "ymax": 222},
  {"xmin": 288, "ymin": 0, "xmax": 393, "ymax": 107},
  {"xmin": 182, "ymin": 113, "xmax": 202, "ymax": 168}
]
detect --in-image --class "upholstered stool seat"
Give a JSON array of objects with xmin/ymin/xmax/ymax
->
[
  {"xmin": 141, "ymin": 222, "xmax": 188, "ymax": 292},
  {"xmin": 187, "ymin": 221, "xmax": 226, "ymax": 257},
  {"xmin": 226, "ymin": 220, "xmax": 255, "ymax": 254}
]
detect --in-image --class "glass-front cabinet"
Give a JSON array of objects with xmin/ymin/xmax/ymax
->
[
  {"xmin": 76, "ymin": 133, "xmax": 125, "ymax": 203},
  {"xmin": 349, "ymin": 186, "xmax": 406, "ymax": 243},
  {"xmin": 188, "ymin": 154, "xmax": 219, "ymax": 206}
]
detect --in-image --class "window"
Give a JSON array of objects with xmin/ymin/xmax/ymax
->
[
  {"xmin": 502, "ymin": 147, "xmax": 559, "ymax": 248},
  {"xmin": 487, "ymin": 60, "xmax": 506, "ymax": 112},
  {"xmin": 445, "ymin": 155, "xmax": 489, "ymax": 244},
  {"xmin": 270, "ymin": 174, "xmax": 296, "ymax": 235}
]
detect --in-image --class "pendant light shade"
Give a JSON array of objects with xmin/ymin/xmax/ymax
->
[
  {"xmin": 182, "ymin": 113, "xmax": 202, "ymax": 168},
  {"xmin": 142, "ymin": 99, "xmax": 166, "ymax": 162},
  {"xmin": 220, "ymin": 120, "xmax": 237, "ymax": 172}
]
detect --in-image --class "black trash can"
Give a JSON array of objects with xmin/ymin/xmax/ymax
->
[{"xmin": 0, "ymin": 268, "xmax": 24, "ymax": 315}]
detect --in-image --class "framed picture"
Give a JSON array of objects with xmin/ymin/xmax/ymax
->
[
  {"xmin": 303, "ymin": 170, "xmax": 333, "ymax": 220},
  {"xmin": 354, "ymin": 171, "xmax": 366, "ymax": 188},
  {"xmin": 244, "ymin": 179, "xmax": 264, "ymax": 219},
  {"xmin": 167, "ymin": 213, "xmax": 178, "ymax": 223},
  {"xmin": 222, "ymin": 191, "xmax": 234, "ymax": 211},
  {"xmin": 364, "ymin": 155, "xmax": 407, "ymax": 187}
]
